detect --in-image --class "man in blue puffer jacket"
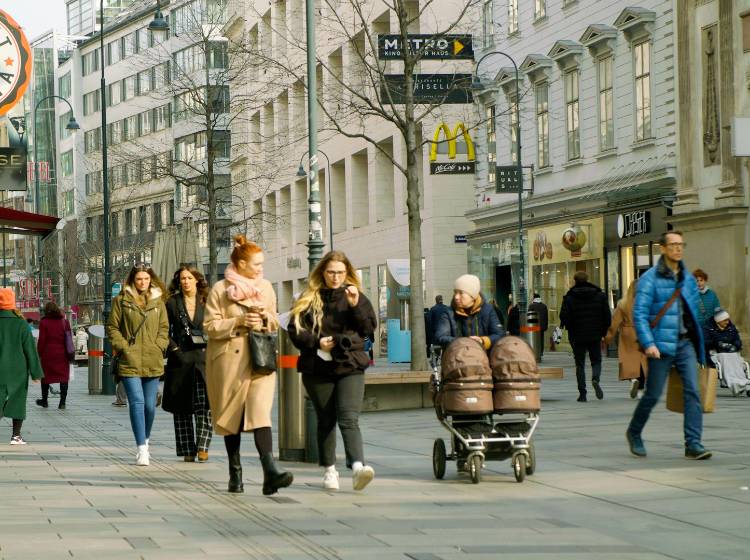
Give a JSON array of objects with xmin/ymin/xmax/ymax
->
[{"xmin": 626, "ymin": 231, "xmax": 711, "ymax": 460}]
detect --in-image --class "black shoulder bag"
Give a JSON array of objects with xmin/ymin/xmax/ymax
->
[
  {"xmin": 249, "ymin": 317, "xmax": 278, "ymax": 375},
  {"xmin": 178, "ymin": 298, "xmax": 207, "ymax": 347},
  {"xmin": 111, "ymin": 312, "xmax": 148, "ymax": 376}
]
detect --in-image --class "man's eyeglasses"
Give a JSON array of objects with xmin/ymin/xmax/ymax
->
[{"xmin": 663, "ymin": 242, "xmax": 686, "ymax": 249}]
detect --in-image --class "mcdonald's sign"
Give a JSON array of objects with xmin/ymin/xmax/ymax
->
[{"xmin": 429, "ymin": 122, "xmax": 476, "ymax": 175}]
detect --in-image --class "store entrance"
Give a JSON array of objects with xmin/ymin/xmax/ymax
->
[{"xmin": 495, "ymin": 265, "xmax": 512, "ymax": 326}]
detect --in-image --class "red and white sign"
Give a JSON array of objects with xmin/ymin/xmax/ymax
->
[{"xmin": 0, "ymin": 9, "xmax": 32, "ymax": 116}]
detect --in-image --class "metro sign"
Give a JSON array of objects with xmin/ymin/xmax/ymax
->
[
  {"xmin": 0, "ymin": 10, "xmax": 32, "ymax": 116},
  {"xmin": 378, "ymin": 34, "xmax": 474, "ymax": 60}
]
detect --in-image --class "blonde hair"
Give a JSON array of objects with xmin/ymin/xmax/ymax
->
[
  {"xmin": 291, "ymin": 251, "xmax": 361, "ymax": 334},
  {"xmin": 619, "ymin": 280, "xmax": 638, "ymax": 311}
]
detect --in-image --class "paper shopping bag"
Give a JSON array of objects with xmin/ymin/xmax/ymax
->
[{"xmin": 666, "ymin": 366, "xmax": 717, "ymax": 414}]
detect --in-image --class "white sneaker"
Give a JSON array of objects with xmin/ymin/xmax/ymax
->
[
  {"xmin": 637, "ymin": 390, "xmax": 645, "ymax": 400},
  {"xmin": 323, "ymin": 469, "xmax": 339, "ymax": 490},
  {"xmin": 135, "ymin": 446, "xmax": 150, "ymax": 466},
  {"xmin": 352, "ymin": 465, "xmax": 374, "ymax": 491},
  {"xmin": 10, "ymin": 435, "xmax": 27, "ymax": 445}
]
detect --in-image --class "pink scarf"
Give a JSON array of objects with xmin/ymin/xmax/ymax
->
[{"xmin": 224, "ymin": 264, "xmax": 263, "ymax": 303}]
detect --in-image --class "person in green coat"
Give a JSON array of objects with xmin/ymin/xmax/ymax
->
[
  {"xmin": 106, "ymin": 265, "xmax": 169, "ymax": 466},
  {"xmin": 0, "ymin": 288, "xmax": 43, "ymax": 444}
]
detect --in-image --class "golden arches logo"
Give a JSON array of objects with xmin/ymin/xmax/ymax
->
[{"xmin": 429, "ymin": 122, "xmax": 475, "ymax": 162}]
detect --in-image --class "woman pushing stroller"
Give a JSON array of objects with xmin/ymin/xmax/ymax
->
[{"xmin": 433, "ymin": 274, "xmax": 505, "ymax": 350}]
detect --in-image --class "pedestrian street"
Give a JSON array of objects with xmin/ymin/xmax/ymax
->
[{"xmin": 1, "ymin": 353, "xmax": 749, "ymax": 560}]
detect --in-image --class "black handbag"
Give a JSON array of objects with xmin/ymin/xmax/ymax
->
[{"xmin": 249, "ymin": 324, "xmax": 278, "ymax": 375}]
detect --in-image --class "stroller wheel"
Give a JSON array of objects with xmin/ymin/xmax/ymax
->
[
  {"xmin": 432, "ymin": 438, "xmax": 447, "ymax": 480},
  {"xmin": 525, "ymin": 442, "xmax": 536, "ymax": 476},
  {"xmin": 512, "ymin": 453, "xmax": 526, "ymax": 483},
  {"xmin": 469, "ymin": 454, "xmax": 482, "ymax": 484}
]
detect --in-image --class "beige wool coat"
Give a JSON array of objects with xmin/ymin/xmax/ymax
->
[
  {"xmin": 203, "ymin": 278, "xmax": 279, "ymax": 436},
  {"xmin": 604, "ymin": 301, "xmax": 648, "ymax": 380}
]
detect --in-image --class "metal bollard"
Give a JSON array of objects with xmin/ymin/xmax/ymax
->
[
  {"xmin": 521, "ymin": 310, "xmax": 543, "ymax": 362},
  {"xmin": 278, "ymin": 329, "xmax": 305, "ymax": 461},
  {"xmin": 87, "ymin": 325, "xmax": 104, "ymax": 395}
]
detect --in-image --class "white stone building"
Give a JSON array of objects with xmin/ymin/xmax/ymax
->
[
  {"xmin": 57, "ymin": 0, "xmax": 231, "ymax": 321},
  {"xmin": 227, "ymin": 0, "xmax": 480, "ymax": 359},
  {"xmin": 468, "ymin": 1, "xmax": 679, "ymax": 334},
  {"xmin": 670, "ymin": 0, "xmax": 750, "ymax": 341}
]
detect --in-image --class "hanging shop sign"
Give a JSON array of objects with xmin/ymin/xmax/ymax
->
[
  {"xmin": 378, "ymin": 34, "xmax": 474, "ymax": 60},
  {"xmin": 381, "ymin": 74, "xmax": 473, "ymax": 105},
  {"xmin": 429, "ymin": 122, "xmax": 475, "ymax": 174},
  {"xmin": 617, "ymin": 210, "xmax": 650, "ymax": 239},
  {"xmin": 495, "ymin": 165, "xmax": 523, "ymax": 193},
  {"xmin": 431, "ymin": 161, "xmax": 475, "ymax": 174},
  {"xmin": 0, "ymin": 10, "xmax": 32, "ymax": 116},
  {"xmin": 0, "ymin": 120, "xmax": 26, "ymax": 191}
]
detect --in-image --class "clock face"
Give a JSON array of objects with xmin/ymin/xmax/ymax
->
[{"xmin": 0, "ymin": 10, "xmax": 31, "ymax": 117}]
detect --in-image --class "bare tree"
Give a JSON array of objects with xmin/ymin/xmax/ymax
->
[{"xmin": 240, "ymin": 0, "xmax": 482, "ymax": 370}]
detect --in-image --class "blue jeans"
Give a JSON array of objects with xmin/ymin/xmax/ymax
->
[
  {"xmin": 121, "ymin": 376, "xmax": 160, "ymax": 446},
  {"xmin": 628, "ymin": 339, "xmax": 703, "ymax": 447}
]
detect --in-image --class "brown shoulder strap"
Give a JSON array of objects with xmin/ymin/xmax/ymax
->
[{"xmin": 650, "ymin": 288, "xmax": 682, "ymax": 329}]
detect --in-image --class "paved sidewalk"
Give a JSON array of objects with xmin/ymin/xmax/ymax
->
[{"xmin": 2, "ymin": 355, "xmax": 750, "ymax": 559}]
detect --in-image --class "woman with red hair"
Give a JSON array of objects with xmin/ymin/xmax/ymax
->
[{"xmin": 204, "ymin": 235, "xmax": 292, "ymax": 495}]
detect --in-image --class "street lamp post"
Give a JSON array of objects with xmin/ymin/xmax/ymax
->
[
  {"xmin": 472, "ymin": 51, "xmax": 527, "ymax": 319},
  {"xmin": 297, "ymin": 150, "xmax": 333, "ymax": 250},
  {"xmin": 33, "ymin": 95, "xmax": 79, "ymax": 315},
  {"xmin": 99, "ymin": 0, "xmax": 169, "ymax": 393},
  {"xmin": 304, "ymin": 0, "xmax": 324, "ymax": 271}
]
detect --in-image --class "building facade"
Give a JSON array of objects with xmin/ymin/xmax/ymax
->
[
  {"xmin": 670, "ymin": 0, "xmax": 750, "ymax": 340},
  {"xmin": 227, "ymin": 0, "xmax": 479, "ymax": 359},
  {"xmin": 468, "ymin": 1, "xmax": 679, "ymax": 337},
  {"xmin": 59, "ymin": 0, "xmax": 231, "ymax": 322}
]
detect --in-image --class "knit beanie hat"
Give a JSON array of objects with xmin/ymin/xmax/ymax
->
[
  {"xmin": 714, "ymin": 309, "xmax": 730, "ymax": 323},
  {"xmin": 0, "ymin": 288, "xmax": 16, "ymax": 310},
  {"xmin": 454, "ymin": 274, "xmax": 481, "ymax": 299}
]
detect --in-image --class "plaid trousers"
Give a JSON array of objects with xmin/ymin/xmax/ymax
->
[{"xmin": 173, "ymin": 373, "xmax": 213, "ymax": 456}]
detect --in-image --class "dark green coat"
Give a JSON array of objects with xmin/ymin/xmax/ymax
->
[
  {"xmin": 106, "ymin": 286, "xmax": 169, "ymax": 377},
  {"xmin": 0, "ymin": 310, "xmax": 44, "ymax": 419}
]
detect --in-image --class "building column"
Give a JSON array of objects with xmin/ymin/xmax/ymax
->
[
  {"xmin": 716, "ymin": 0, "xmax": 744, "ymax": 205},
  {"xmin": 673, "ymin": 0, "xmax": 699, "ymax": 213}
]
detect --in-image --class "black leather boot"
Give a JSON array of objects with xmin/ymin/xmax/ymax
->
[
  {"xmin": 227, "ymin": 451, "xmax": 244, "ymax": 493},
  {"xmin": 260, "ymin": 454, "xmax": 293, "ymax": 496}
]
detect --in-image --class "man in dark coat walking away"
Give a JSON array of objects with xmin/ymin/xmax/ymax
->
[
  {"xmin": 427, "ymin": 295, "xmax": 451, "ymax": 352},
  {"xmin": 528, "ymin": 293, "xmax": 549, "ymax": 361},
  {"xmin": 560, "ymin": 271, "xmax": 611, "ymax": 402}
]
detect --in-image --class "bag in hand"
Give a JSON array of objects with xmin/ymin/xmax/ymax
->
[
  {"xmin": 250, "ymin": 329, "xmax": 278, "ymax": 374},
  {"xmin": 666, "ymin": 366, "xmax": 717, "ymax": 414},
  {"xmin": 63, "ymin": 320, "xmax": 75, "ymax": 361}
]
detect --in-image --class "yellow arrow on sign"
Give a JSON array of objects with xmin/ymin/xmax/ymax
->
[{"xmin": 453, "ymin": 39, "xmax": 465, "ymax": 56}]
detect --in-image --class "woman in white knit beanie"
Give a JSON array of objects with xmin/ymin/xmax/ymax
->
[{"xmin": 432, "ymin": 274, "xmax": 504, "ymax": 350}]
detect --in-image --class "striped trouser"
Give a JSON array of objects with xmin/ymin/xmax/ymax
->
[{"xmin": 173, "ymin": 374, "xmax": 213, "ymax": 456}]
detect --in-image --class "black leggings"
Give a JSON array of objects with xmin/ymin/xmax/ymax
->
[
  {"xmin": 12, "ymin": 419, "xmax": 22, "ymax": 437},
  {"xmin": 223, "ymin": 426, "xmax": 272, "ymax": 457},
  {"xmin": 42, "ymin": 382, "xmax": 69, "ymax": 401}
]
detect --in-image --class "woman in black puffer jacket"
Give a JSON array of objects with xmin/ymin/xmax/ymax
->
[{"xmin": 288, "ymin": 251, "xmax": 377, "ymax": 492}]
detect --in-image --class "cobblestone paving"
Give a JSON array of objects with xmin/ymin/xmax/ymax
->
[{"xmin": 1, "ymin": 354, "xmax": 749, "ymax": 559}]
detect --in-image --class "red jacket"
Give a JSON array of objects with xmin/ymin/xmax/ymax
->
[{"xmin": 38, "ymin": 315, "xmax": 71, "ymax": 383}]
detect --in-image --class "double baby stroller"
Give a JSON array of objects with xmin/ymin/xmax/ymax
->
[{"xmin": 431, "ymin": 336, "xmax": 540, "ymax": 484}]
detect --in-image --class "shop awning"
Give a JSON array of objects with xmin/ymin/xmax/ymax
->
[
  {"xmin": 386, "ymin": 259, "xmax": 410, "ymax": 286},
  {"xmin": 0, "ymin": 207, "xmax": 60, "ymax": 236}
]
